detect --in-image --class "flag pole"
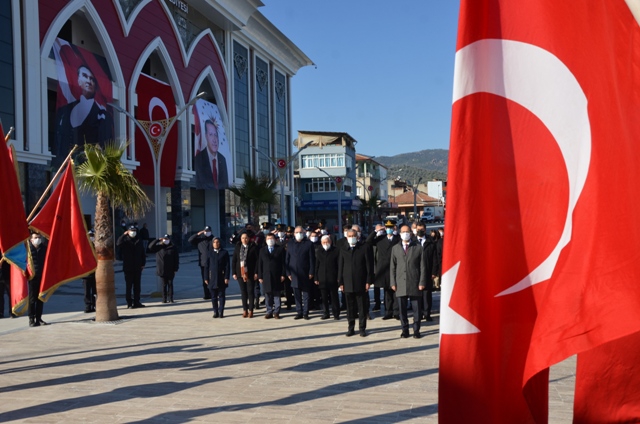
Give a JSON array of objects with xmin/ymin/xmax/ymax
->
[
  {"xmin": 26, "ymin": 145, "xmax": 79, "ymax": 222},
  {"xmin": 4, "ymin": 127, "xmax": 14, "ymax": 142}
]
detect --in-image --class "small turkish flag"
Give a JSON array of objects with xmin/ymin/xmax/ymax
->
[{"xmin": 441, "ymin": 0, "xmax": 640, "ymax": 423}]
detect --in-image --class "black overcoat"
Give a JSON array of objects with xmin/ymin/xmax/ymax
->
[
  {"xmin": 148, "ymin": 239, "xmax": 180, "ymax": 279},
  {"xmin": 338, "ymin": 241, "xmax": 374, "ymax": 293},
  {"xmin": 369, "ymin": 233, "xmax": 400, "ymax": 289},
  {"xmin": 204, "ymin": 248, "xmax": 230, "ymax": 290},
  {"xmin": 315, "ymin": 245, "xmax": 340, "ymax": 289},
  {"xmin": 257, "ymin": 245, "xmax": 286, "ymax": 293},
  {"xmin": 188, "ymin": 233, "xmax": 213, "ymax": 267},
  {"xmin": 285, "ymin": 239, "xmax": 315, "ymax": 290},
  {"xmin": 117, "ymin": 234, "xmax": 146, "ymax": 272}
]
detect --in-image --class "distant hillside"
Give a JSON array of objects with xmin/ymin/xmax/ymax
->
[{"xmin": 376, "ymin": 149, "xmax": 449, "ymax": 182}]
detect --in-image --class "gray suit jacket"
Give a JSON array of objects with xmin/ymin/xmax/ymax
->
[{"xmin": 390, "ymin": 241, "xmax": 427, "ymax": 297}]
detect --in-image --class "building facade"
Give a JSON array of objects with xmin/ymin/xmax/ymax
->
[
  {"xmin": 295, "ymin": 131, "xmax": 359, "ymax": 233},
  {"xmin": 354, "ymin": 154, "xmax": 388, "ymax": 233},
  {"xmin": 2, "ymin": 0, "xmax": 311, "ymax": 251}
]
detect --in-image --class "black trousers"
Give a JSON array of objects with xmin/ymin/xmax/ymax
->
[
  {"xmin": 209, "ymin": 286, "xmax": 226, "ymax": 314},
  {"xmin": 0, "ymin": 279, "xmax": 11, "ymax": 317},
  {"xmin": 124, "ymin": 270, "xmax": 142, "ymax": 306},
  {"xmin": 383, "ymin": 288, "xmax": 397, "ymax": 317},
  {"xmin": 398, "ymin": 295, "xmax": 423, "ymax": 334},
  {"xmin": 83, "ymin": 278, "xmax": 96, "ymax": 308},
  {"xmin": 160, "ymin": 277, "xmax": 174, "ymax": 301},
  {"xmin": 372, "ymin": 286, "xmax": 381, "ymax": 307},
  {"xmin": 345, "ymin": 291, "xmax": 367, "ymax": 331},
  {"xmin": 320, "ymin": 287, "xmax": 340, "ymax": 318},
  {"xmin": 238, "ymin": 278, "xmax": 255, "ymax": 311},
  {"xmin": 200, "ymin": 266, "xmax": 211, "ymax": 299},
  {"xmin": 28, "ymin": 279, "xmax": 43, "ymax": 321},
  {"xmin": 423, "ymin": 289, "xmax": 433, "ymax": 317}
]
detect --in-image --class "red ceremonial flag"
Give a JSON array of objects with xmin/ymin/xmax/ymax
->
[
  {"xmin": 30, "ymin": 162, "xmax": 97, "ymax": 301},
  {"xmin": 0, "ymin": 123, "xmax": 30, "ymax": 271},
  {"xmin": 10, "ymin": 260, "xmax": 29, "ymax": 316},
  {"xmin": 441, "ymin": 0, "xmax": 640, "ymax": 422}
]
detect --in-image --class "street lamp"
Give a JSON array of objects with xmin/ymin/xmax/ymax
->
[
  {"xmin": 252, "ymin": 142, "xmax": 311, "ymax": 226},
  {"xmin": 315, "ymin": 167, "xmax": 344, "ymax": 238},
  {"xmin": 406, "ymin": 177, "xmax": 423, "ymax": 220},
  {"xmin": 109, "ymin": 92, "xmax": 206, "ymax": 241}
]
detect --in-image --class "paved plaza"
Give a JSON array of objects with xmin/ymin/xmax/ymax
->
[{"xmin": 0, "ymin": 251, "xmax": 576, "ymax": 423}]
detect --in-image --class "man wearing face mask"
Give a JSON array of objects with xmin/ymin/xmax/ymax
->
[
  {"xmin": 315, "ymin": 235, "xmax": 340, "ymax": 320},
  {"xmin": 416, "ymin": 222, "xmax": 435, "ymax": 321},
  {"xmin": 257, "ymin": 233, "xmax": 286, "ymax": 319},
  {"xmin": 285, "ymin": 226, "xmax": 315, "ymax": 320},
  {"xmin": 390, "ymin": 225, "xmax": 427, "ymax": 339},
  {"xmin": 336, "ymin": 223, "xmax": 352, "ymax": 311},
  {"xmin": 189, "ymin": 225, "xmax": 214, "ymax": 300},
  {"xmin": 117, "ymin": 225, "xmax": 147, "ymax": 308},
  {"xmin": 27, "ymin": 233, "xmax": 48, "ymax": 327},
  {"xmin": 82, "ymin": 229, "xmax": 97, "ymax": 313},
  {"xmin": 148, "ymin": 234, "xmax": 180, "ymax": 303},
  {"xmin": 433, "ymin": 228, "xmax": 444, "ymax": 291},
  {"xmin": 365, "ymin": 223, "xmax": 386, "ymax": 312},
  {"xmin": 368, "ymin": 219, "xmax": 400, "ymax": 320},
  {"xmin": 338, "ymin": 228, "xmax": 374, "ymax": 337}
]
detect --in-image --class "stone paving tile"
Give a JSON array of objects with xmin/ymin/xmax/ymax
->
[{"xmin": 0, "ymin": 252, "xmax": 576, "ymax": 422}]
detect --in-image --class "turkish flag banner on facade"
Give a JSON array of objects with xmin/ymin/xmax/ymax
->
[
  {"xmin": 132, "ymin": 73, "xmax": 178, "ymax": 187},
  {"xmin": 29, "ymin": 162, "xmax": 97, "ymax": 302},
  {"xmin": 441, "ymin": 1, "xmax": 640, "ymax": 423}
]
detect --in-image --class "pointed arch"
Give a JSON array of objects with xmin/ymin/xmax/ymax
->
[{"xmin": 112, "ymin": 0, "xmax": 153, "ymax": 37}]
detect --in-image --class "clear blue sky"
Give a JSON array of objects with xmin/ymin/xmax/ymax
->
[{"xmin": 260, "ymin": 0, "xmax": 461, "ymax": 157}]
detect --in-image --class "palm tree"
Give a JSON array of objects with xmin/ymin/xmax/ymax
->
[
  {"xmin": 359, "ymin": 192, "xmax": 386, "ymax": 232},
  {"xmin": 75, "ymin": 141, "xmax": 151, "ymax": 322},
  {"xmin": 229, "ymin": 171, "xmax": 278, "ymax": 224}
]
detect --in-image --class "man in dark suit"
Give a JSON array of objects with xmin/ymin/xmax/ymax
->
[
  {"xmin": 28, "ymin": 233, "xmax": 49, "ymax": 327},
  {"xmin": 338, "ymin": 228, "xmax": 374, "ymax": 337},
  {"xmin": 257, "ymin": 233, "xmax": 286, "ymax": 319},
  {"xmin": 285, "ymin": 226, "xmax": 315, "ymax": 320},
  {"xmin": 189, "ymin": 225, "xmax": 214, "ymax": 299},
  {"xmin": 117, "ymin": 225, "xmax": 147, "ymax": 308},
  {"xmin": 55, "ymin": 65, "xmax": 114, "ymax": 168},
  {"xmin": 195, "ymin": 119, "xmax": 229, "ymax": 190},
  {"xmin": 368, "ymin": 219, "xmax": 401, "ymax": 319}
]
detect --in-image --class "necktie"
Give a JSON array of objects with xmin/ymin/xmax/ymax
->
[
  {"xmin": 403, "ymin": 244, "xmax": 408, "ymax": 254},
  {"xmin": 212, "ymin": 157, "xmax": 218, "ymax": 189},
  {"xmin": 269, "ymin": 247, "xmax": 273, "ymax": 254}
]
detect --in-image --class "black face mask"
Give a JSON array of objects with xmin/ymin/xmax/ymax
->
[{"xmin": 417, "ymin": 230, "xmax": 426, "ymax": 237}]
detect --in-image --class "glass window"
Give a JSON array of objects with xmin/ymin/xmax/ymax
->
[{"xmin": 233, "ymin": 41, "xmax": 250, "ymax": 179}]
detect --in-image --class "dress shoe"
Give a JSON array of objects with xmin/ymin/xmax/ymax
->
[
  {"xmin": 84, "ymin": 307, "xmax": 93, "ymax": 313},
  {"xmin": 255, "ymin": 303, "xmax": 261, "ymax": 310},
  {"xmin": 303, "ymin": 315, "xmax": 310, "ymax": 320},
  {"xmin": 219, "ymin": 312, "xmax": 224, "ymax": 318},
  {"xmin": 248, "ymin": 310, "xmax": 254, "ymax": 318},
  {"xmin": 37, "ymin": 319, "xmax": 49, "ymax": 326},
  {"xmin": 367, "ymin": 313, "xmax": 373, "ymax": 320},
  {"xmin": 162, "ymin": 298, "xmax": 167, "ymax": 303},
  {"xmin": 382, "ymin": 315, "xmax": 393, "ymax": 320},
  {"xmin": 294, "ymin": 315, "xmax": 303, "ymax": 320},
  {"xmin": 394, "ymin": 315, "xmax": 400, "ymax": 320},
  {"xmin": 359, "ymin": 330, "xmax": 367, "ymax": 337},
  {"xmin": 274, "ymin": 314, "xmax": 280, "ymax": 319},
  {"xmin": 132, "ymin": 303, "xmax": 146, "ymax": 309},
  {"xmin": 413, "ymin": 332, "xmax": 422, "ymax": 339},
  {"xmin": 127, "ymin": 304, "xmax": 133, "ymax": 309},
  {"xmin": 400, "ymin": 332, "xmax": 411, "ymax": 339},
  {"xmin": 321, "ymin": 315, "xmax": 330, "ymax": 320},
  {"xmin": 372, "ymin": 304, "xmax": 381, "ymax": 312},
  {"xmin": 242, "ymin": 311, "xmax": 248, "ymax": 318},
  {"xmin": 425, "ymin": 315, "xmax": 433, "ymax": 322},
  {"xmin": 333, "ymin": 316, "xmax": 340, "ymax": 321},
  {"xmin": 346, "ymin": 329, "xmax": 355, "ymax": 337},
  {"xmin": 29, "ymin": 319, "xmax": 39, "ymax": 327},
  {"xmin": 264, "ymin": 314, "xmax": 273, "ymax": 319},
  {"xmin": 213, "ymin": 312, "xmax": 219, "ymax": 318},
  {"xmin": 286, "ymin": 305, "xmax": 292, "ymax": 310}
]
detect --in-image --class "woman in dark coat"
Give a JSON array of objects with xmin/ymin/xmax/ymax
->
[
  {"xmin": 204, "ymin": 237, "xmax": 230, "ymax": 318},
  {"xmin": 314, "ymin": 235, "xmax": 341, "ymax": 320},
  {"xmin": 257, "ymin": 233, "xmax": 286, "ymax": 319},
  {"xmin": 232, "ymin": 232, "xmax": 259, "ymax": 317},
  {"xmin": 148, "ymin": 234, "xmax": 180, "ymax": 303}
]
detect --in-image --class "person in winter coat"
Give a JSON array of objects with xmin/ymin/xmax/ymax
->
[
  {"xmin": 148, "ymin": 234, "xmax": 180, "ymax": 303},
  {"xmin": 315, "ymin": 235, "xmax": 341, "ymax": 320},
  {"xmin": 285, "ymin": 226, "xmax": 316, "ymax": 320},
  {"xmin": 28, "ymin": 233, "xmax": 48, "ymax": 327},
  {"xmin": 188, "ymin": 225, "xmax": 214, "ymax": 300},
  {"xmin": 257, "ymin": 233, "xmax": 286, "ymax": 319},
  {"xmin": 368, "ymin": 219, "xmax": 401, "ymax": 319},
  {"xmin": 232, "ymin": 232, "xmax": 259, "ymax": 318},
  {"xmin": 338, "ymin": 229, "xmax": 374, "ymax": 337},
  {"xmin": 204, "ymin": 237, "xmax": 230, "ymax": 318},
  {"xmin": 82, "ymin": 229, "xmax": 97, "ymax": 313},
  {"xmin": 117, "ymin": 225, "xmax": 146, "ymax": 308},
  {"xmin": 390, "ymin": 225, "xmax": 427, "ymax": 339}
]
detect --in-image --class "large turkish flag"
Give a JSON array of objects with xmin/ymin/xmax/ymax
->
[{"xmin": 441, "ymin": 1, "xmax": 640, "ymax": 422}]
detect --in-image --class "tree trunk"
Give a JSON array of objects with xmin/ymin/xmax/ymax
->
[{"xmin": 94, "ymin": 191, "xmax": 119, "ymax": 322}]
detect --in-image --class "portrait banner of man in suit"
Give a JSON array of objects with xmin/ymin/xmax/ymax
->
[
  {"xmin": 193, "ymin": 99, "xmax": 232, "ymax": 190},
  {"xmin": 52, "ymin": 38, "xmax": 114, "ymax": 169}
]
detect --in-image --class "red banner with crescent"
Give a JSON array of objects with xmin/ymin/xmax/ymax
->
[{"xmin": 133, "ymin": 74, "xmax": 178, "ymax": 187}]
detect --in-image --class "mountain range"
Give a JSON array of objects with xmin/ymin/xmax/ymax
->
[{"xmin": 375, "ymin": 149, "xmax": 449, "ymax": 182}]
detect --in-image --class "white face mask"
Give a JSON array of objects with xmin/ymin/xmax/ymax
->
[
  {"xmin": 266, "ymin": 239, "xmax": 275, "ymax": 247},
  {"xmin": 400, "ymin": 232, "xmax": 411, "ymax": 241},
  {"xmin": 306, "ymin": 231, "xmax": 311, "ymax": 238},
  {"xmin": 343, "ymin": 231, "xmax": 349, "ymax": 238},
  {"xmin": 129, "ymin": 231, "xmax": 137, "ymax": 238},
  {"xmin": 439, "ymin": 232, "xmax": 444, "ymax": 238},
  {"xmin": 31, "ymin": 238, "xmax": 42, "ymax": 247},
  {"xmin": 294, "ymin": 233, "xmax": 304, "ymax": 241},
  {"xmin": 204, "ymin": 231, "xmax": 212, "ymax": 237},
  {"xmin": 322, "ymin": 244, "xmax": 331, "ymax": 251},
  {"xmin": 277, "ymin": 232, "xmax": 285, "ymax": 239},
  {"xmin": 321, "ymin": 230, "xmax": 328, "ymax": 235},
  {"xmin": 347, "ymin": 237, "xmax": 357, "ymax": 246},
  {"xmin": 162, "ymin": 239, "xmax": 170, "ymax": 245},
  {"xmin": 412, "ymin": 229, "xmax": 418, "ymax": 235},
  {"xmin": 310, "ymin": 236, "xmax": 319, "ymax": 243}
]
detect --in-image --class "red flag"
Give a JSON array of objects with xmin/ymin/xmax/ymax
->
[
  {"xmin": 441, "ymin": 0, "xmax": 640, "ymax": 422},
  {"xmin": 9, "ymin": 260, "xmax": 29, "ymax": 316},
  {"xmin": 30, "ymin": 162, "xmax": 97, "ymax": 301},
  {"xmin": 0, "ymin": 123, "xmax": 30, "ymax": 271}
]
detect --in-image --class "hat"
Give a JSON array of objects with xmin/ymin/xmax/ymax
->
[
  {"xmin": 204, "ymin": 225, "xmax": 211, "ymax": 231},
  {"xmin": 128, "ymin": 225, "xmax": 137, "ymax": 231},
  {"xmin": 162, "ymin": 234, "xmax": 171, "ymax": 239},
  {"xmin": 261, "ymin": 222, "xmax": 272, "ymax": 229},
  {"xmin": 317, "ymin": 221, "xmax": 326, "ymax": 229},
  {"xmin": 384, "ymin": 219, "xmax": 397, "ymax": 227},
  {"xmin": 276, "ymin": 223, "xmax": 286, "ymax": 231},
  {"xmin": 286, "ymin": 225, "xmax": 294, "ymax": 233}
]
